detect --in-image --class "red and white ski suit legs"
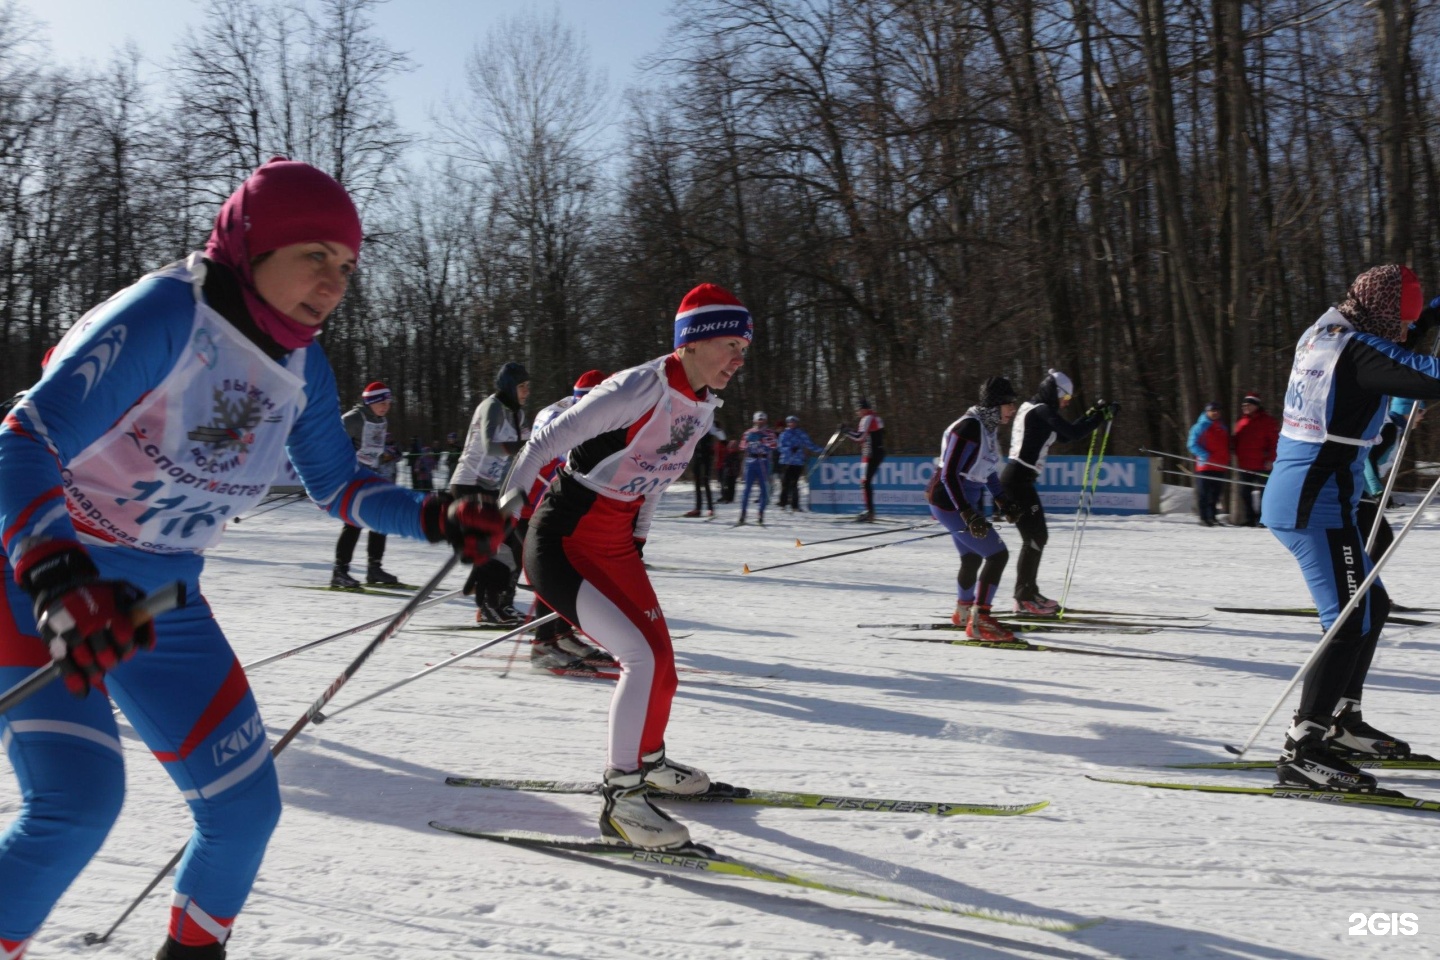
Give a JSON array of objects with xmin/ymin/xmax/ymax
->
[{"xmin": 524, "ymin": 472, "xmax": 676, "ymax": 771}]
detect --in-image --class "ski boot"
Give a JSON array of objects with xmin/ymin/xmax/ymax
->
[
  {"xmin": 1276, "ymin": 718, "xmax": 1379, "ymax": 792},
  {"xmin": 365, "ymin": 563, "xmax": 400, "ymax": 586},
  {"xmin": 476, "ymin": 601, "xmax": 514, "ymax": 625},
  {"xmin": 555, "ymin": 629, "xmax": 615, "ymax": 667},
  {"xmin": 530, "ymin": 637, "xmax": 583, "ymax": 670},
  {"xmin": 156, "ymin": 937, "xmax": 227, "ymax": 959},
  {"xmin": 966, "ymin": 605, "xmax": 1016, "ymax": 643},
  {"xmin": 1326, "ymin": 699, "xmax": 1411, "ymax": 759},
  {"xmin": 951, "ymin": 600, "xmax": 974, "ymax": 627},
  {"xmin": 682, "ymin": 509, "xmax": 702, "ymax": 517},
  {"xmin": 641, "ymin": 745, "xmax": 710, "ymax": 795},
  {"xmin": 600, "ymin": 768, "xmax": 691, "ymax": 849},
  {"xmin": 1013, "ymin": 594, "xmax": 1059, "ymax": 617},
  {"xmin": 330, "ymin": 564, "xmax": 360, "ymax": 589}
]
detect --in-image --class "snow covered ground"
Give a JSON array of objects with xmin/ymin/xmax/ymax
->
[{"xmin": 8, "ymin": 491, "xmax": 1440, "ymax": 959}]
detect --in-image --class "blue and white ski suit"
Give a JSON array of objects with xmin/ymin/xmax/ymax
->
[
  {"xmin": 1262, "ymin": 308, "xmax": 1440, "ymax": 720},
  {"xmin": 0, "ymin": 256, "xmax": 428, "ymax": 946}
]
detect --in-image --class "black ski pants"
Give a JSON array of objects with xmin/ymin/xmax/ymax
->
[
  {"xmin": 1238, "ymin": 471, "xmax": 1267, "ymax": 526},
  {"xmin": 1195, "ymin": 473, "xmax": 1223, "ymax": 525},
  {"xmin": 335, "ymin": 523, "xmax": 386, "ymax": 568},
  {"xmin": 862, "ymin": 454, "xmax": 885, "ymax": 514},
  {"xmin": 693, "ymin": 456, "xmax": 714, "ymax": 512},
  {"xmin": 999, "ymin": 463, "xmax": 1047, "ymax": 601},
  {"xmin": 778, "ymin": 464, "xmax": 805, "ymax": 509}
]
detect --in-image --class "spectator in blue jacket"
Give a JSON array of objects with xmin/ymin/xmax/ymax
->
[
  {"xmin": 1187, "ymin": 403, "xmax": 1230, "ymax": 526},
  {"xmin": 777, "ymin": 415, "xmax": 825, "ymax": 511}
]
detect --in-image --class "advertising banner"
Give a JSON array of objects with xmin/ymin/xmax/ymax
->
[{"xmin": 807, "ymin": 455, "xmax": 1157, "ymax": 516}]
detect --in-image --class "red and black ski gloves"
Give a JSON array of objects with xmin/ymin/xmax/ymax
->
[
  {"xmin": 17, "ymin": 543, "xmax": 156, "ymax": 697},
  {"xmin": 421, "ymin": 493, "xmax": 508, "ymax": 565}
]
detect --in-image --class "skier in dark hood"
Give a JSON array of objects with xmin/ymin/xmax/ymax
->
[{"xmin": 451, "ymin": 361, "xmax": 531, "ymax": 622}]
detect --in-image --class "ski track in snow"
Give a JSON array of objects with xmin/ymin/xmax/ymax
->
[{"xmin": 8, "ymin": 494, "xmax": 1440, "ymax": 958}]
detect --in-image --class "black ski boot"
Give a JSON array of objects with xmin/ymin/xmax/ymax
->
[
  {"xmin": 156, "ymin": 937, "xmax": 226, "ymax": 959},
  {"xmin": 1277, "ymin": 718, "xmax": 1379, "ymax": 792},
  {"xmin": 1327, "ymin": 699, "xmax": 1411, "ymax": 759},
  {"xmin": 330, "ymin": 563, "xmax": 360, "ymax": 589},
  {"xmin": 365, "ymin": 563, "xmax": 401, "ymax": 586}
]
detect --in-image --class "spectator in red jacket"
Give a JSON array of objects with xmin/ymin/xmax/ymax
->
[
  {"xmin": 1187, "ymin": 402, "xmax": 1230, "ymax": 526},
  {"xmin": 1232, "ymin": 392, "xmax": 1279, "ymax": 527}
]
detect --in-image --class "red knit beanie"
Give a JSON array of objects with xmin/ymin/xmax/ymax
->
[{"xmin": 204, "ymin": 158, "xmax": 362, "ymax": 351}]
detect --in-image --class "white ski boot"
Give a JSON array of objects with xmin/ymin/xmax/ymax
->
[
  {"xmin": 641, "ymin": 745, "xmax": 711, "ymax": 795},
  {"xmin": 600, "ymin": 768, "xmax": 690, "ymax": 849}
]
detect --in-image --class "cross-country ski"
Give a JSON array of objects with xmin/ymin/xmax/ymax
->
[
  {"xmin": 443, "ymin": 776, "xmax": 1047, "ymax": 816},
  {"xmin": 429, "ymin": 823, "xmax": 1097, "ymax": 931}
]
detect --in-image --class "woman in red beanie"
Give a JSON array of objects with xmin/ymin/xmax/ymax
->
[{"xmin": 0, "ymin": 159, "xmax": 503, "ymax": 959}]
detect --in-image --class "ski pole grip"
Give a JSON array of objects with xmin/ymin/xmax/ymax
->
[
  {"xmin": 133, "ymin": 581, "xmax": 186, "ymax": 625},
  {"xmin": 0, "ymin": 581, "xmax": 183, "ymax": 718}
]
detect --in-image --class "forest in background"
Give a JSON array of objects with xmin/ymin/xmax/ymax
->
[{"xmin": 4, "ymin": 0, "xmax": 1439, "ymax": 473}]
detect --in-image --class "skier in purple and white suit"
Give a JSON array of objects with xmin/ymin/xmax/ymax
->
[{"xmin": 0, "ymin": 160, "xmax": 503, "ymax": 960}]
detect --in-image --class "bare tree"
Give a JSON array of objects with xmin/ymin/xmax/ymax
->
[{"xmin": 438, "ymin": 7, "xmax": 611, "ymax": 404}]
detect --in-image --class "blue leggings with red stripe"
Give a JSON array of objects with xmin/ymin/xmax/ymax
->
[{"xmin": 0, "ymin": 547, "xmax": 279, "ymax": 947}]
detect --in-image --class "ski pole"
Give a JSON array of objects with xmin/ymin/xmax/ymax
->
[
  {"xmin": 1059, "ymin": 419, "xmax": 1111, "ymax": 614},
  {"xmin": 0, "ymin": 582, "xmax": 186, "ymax": 717},
  {"xmin": 231, "ymin": 491, "xmax": 308, "ymax": 524},
  {"xmin": 795, "ymin": 521, "xmax": 935, "ymax": 547},
  {"xmin": 83, "ymin": 554, "xmax": 458, "ymax": 946},
  {"xmin": 807, "ymin": 429, "xmax": 846, "ymax": 511},
  {"xmin": 1368, "ymin": 408, "xmax": 1420, "ymax": 556},
  {"xmin": 313, "ymin": 612, "xmax": 560, "ymax": 722},
  {"xmin": 1226, "ymin": 470, "xmax": 1440, "ymax": 759},
  {"xmin": 1139, "ymin": 447, "xmax": 1249, "ymax": 473},
  {"xmin": 743, "ymin": 531, "xmax": 950, "ymax": 574},
  {"xmin": 1160, "ymin": 468, "xmax": 1265, "ymax": 489},
  {"xmin": 241, "ymin": 588, "xmax": 465, "ymax": 672}
]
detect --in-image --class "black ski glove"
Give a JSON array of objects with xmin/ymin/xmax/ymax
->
[
  {"xmin": 994, "ymin": 497, "xmax": 1023, "ymax": 524},
  {"xmin": 960, "ymin": 509, "xmax": 991, "ymax": 539}
]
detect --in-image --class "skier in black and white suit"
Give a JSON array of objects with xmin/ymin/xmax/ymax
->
[{"xmin": 999, "ymin": 369, "xmax": 1114, "ymax": 615}]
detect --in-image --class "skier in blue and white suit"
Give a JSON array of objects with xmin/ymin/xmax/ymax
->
[
  {"xmin": 776, "ymin": 415, "xmax": 824, "ymax": 511},
  {"xmin": 924, "ymin": 378, "xmax": 1020, "ymax": 643},
  {"xmin": 1263, "ymin": 264, "xmax": 1440, "ymax": 795},
  {"xmin": 0, "ymin": 160, "xmax": 504, "ymax": 960}
]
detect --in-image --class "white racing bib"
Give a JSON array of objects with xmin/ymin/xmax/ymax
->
[
  {"xmin": 61, "ymin": 256, "xmax": 307, "ymax": 553},
  {"xmin": 957, "ymin": 413, "xmax": 1002, "ymax": 482},
  {"xmin": 356, "ymin": 416, "xmax": 387, "ymax": 468},
  {"xmin": 1281, "ymin": 308, "xmax": 1378, "ymax": 447}
]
